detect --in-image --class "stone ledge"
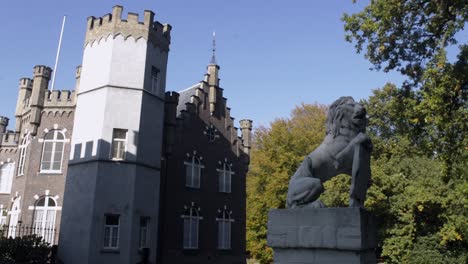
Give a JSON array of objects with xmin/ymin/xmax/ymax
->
[
  {"xmin": 267, "ymin": 207, "xmax": 377, "ymax": 251},
  {"xmin": 273, "ymin": 248, "xmax": 376, "ymax": 264}
]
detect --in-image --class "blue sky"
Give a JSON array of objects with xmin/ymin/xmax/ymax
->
[{"xmin": 0, "ymin": 0, "xmax": 411, "ymax": 128}]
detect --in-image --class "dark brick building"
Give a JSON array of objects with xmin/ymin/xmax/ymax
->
[{"xmin": 159, "ymin": 63, "xmax": 251, "ymax": 264}]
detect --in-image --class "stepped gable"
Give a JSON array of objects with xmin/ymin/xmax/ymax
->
[{"xmin": 176, "ymin": 84, "xmax": 201, "ymax": 116}]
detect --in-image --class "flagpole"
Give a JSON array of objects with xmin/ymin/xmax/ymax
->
[{"xmin": 50, "ymin": 15, "xmax": 66, "ymax": 91}]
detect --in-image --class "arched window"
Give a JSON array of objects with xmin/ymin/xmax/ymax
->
[
  {"xmin": 0, "ymin": 162, "xmax": 14, "ymax": 194},
  {"xmin": 17, "ymin": 135, "xmax": 30, "ymax": 176},
  {"xmin": 184, "ymin": 151, "xmax": 204, "ymax": 188},
  {"xmin": 182, "ymin": 204, "xmax": 202, "ymax": 249},
  {"xmin": 218, "ymin": 159, "xmax": 234, "ymax": 193},
  {"xmin": 8, "ymin": 197, "xmax": 21, "ymax": 238},
  {"xmin": 40, "ymin": 130, "xmax": 66, "ymax": 173},
  {"xmin": 33, "ymin": 196, "xmax": 58, "ymax": 244},
  {"xmin": 216, "ymin": 207, "xmax": 233, "ymax": 249}
]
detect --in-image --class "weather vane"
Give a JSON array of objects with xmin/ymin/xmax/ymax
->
[{"xmin": 210, "ymin": 31, "xmax": 217, "ymax": 64}]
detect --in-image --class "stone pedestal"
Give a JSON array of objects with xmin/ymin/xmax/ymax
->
[{"xmin": 267, "ymin": 207, "xmax": 377, "ymax": 264}]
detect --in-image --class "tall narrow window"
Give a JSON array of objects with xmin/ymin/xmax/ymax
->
[
  {"xmin": 139, "ymin": 217, "xmax": 149, "ymax": 248},
  {"xmin": 182, "ymin": 205, "xmax": 202, "ymax": 249},
  {"xmin": 40, "ymin": 130, "xmax": 66, "ymax": 173},
  {"xmin": 184, "ymin": 152, "xmax": 204, "ymax": 188},
  {"xmin": 17, "ymin": 135, "xmax": 30, "ymax": 176},
  {"xmin": 33, "ymin": 196, "xmax": 58, "ymax": 244},
  {"xmin": 0, "ymin": 162, "xmax": 14, "ymax": 194},
  {"xmin": 111, "ymin": 129, "xmax": 127, "ymax": 160},
  {"xmin": 151, "ymin": 66, "xmax": 160, "ymax": 94},
  {"xmin": 0, "ymin": 208, "xmax": 7, "ymax": 226},
  {"xmin": 103, "ymin": 215, "xmax": 120, "ymax": 249},
  {"xmin": 216, "ymin": 207, "xmax": 233, "ymax": 250},
  {"xmin": 218, "ymin": 159, "xmax": 234, "ymax": 193},
  {"xmin": 8, "ymin": 198, "xmax": 20, "ymax": 238}
]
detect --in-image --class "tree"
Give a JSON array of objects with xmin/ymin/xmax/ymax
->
[
  {"xmin": 343, "ymin": 1, "xmax": 467, "ymax": 262},
  {"xmin": 343, "ymin": 0, "xmax": 467, "ymax": 84},
  {"xmin": 343, "ymin": 0, "xmax": 468, "ymax": 178},
  {"xmin": 246, "ymin": 103, "xmax": 327, "ymax": 263}
]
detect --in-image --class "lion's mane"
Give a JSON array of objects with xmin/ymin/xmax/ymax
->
[{"xmin": 325, "ymin": 96, "xmax": 366, "ymax": 138}]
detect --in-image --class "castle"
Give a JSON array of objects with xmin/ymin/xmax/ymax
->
[{"xmin": 0, "ymin": 6, "xmax": 252, "ymax": 264}]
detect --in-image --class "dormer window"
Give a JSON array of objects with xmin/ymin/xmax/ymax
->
[{"xmin": 111, "ymin": 129, "xmax": 127, "ymax": 160}]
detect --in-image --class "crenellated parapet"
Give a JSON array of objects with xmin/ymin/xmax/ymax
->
[
  {"xmin": 0, "ymin": 116, "xmax": 8, "ymax": 132},
  {"xmin": 44, "ymin": 90, "xmax": 77, "ymax": 108},
  {"xmin": 0, "ymin": 132, "xmax": 19, "ymax": 148},
  {"xmin": 85, "ymin": 5, "xmax": 171, "ymax": 51}
]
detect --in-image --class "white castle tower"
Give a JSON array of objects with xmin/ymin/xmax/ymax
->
[{"xmin": 58, "ymin": 6, "xmax": 171, "ymax": 263}]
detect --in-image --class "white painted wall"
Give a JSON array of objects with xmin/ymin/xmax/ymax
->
[{"xmin": 61, "ymin": 30, "xmax": 167, "ymax": 264}]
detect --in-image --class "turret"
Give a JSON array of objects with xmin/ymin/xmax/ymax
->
[
  {"xmin": 0, "ymin": 116, "xmax": 8, "ymax": 135},
  {"xmin": 59, "ymin": 6, "xmax": 171, "ymax": 264},
  {"xmin": 15, "ymin": 78, "xmax": 32, "ymax": 132},
  {"xmin": 239, "ymin": 119, "xmax": 253, "ymax": 155},
  {"xmin": 30, "ymin": 65, "xmax": 52, "ymax": 135},
  {"xmin": 207, "ymin": 64, "xmax": 220, "ymax": 115}
]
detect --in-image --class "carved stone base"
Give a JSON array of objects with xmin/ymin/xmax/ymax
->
[{"xmin": 267, "ymin": 207, "xmax": 377, "ymax": 264}]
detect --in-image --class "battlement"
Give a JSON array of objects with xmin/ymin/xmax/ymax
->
[
  {"xmin": 239, "ymin": 119, "xmax": 253, "ymax": 130},
  {"xmin": 1, "ymin": 132, "xmax": 19, "ymax": 147},
  {"xmin": 85, "ymin": 6, "xmax": 171, "ymax": 51},
  {"xmin": 33, "ymin": 65, "xmax": 52, "ymax": 79},
  {"xmin": 19, "ymin": 78, "xmax": 33, "ymax": 89},
  {"xmin": 44, "ymin": 90, "xmax": 77, "ymax": 107},
  {"xmin": 165, "ymin": 91, "xmax": 180, "ymax": 103},
  {"xmin": 0, "ymin": 116, "xmax": 8, "ymax": 127}
]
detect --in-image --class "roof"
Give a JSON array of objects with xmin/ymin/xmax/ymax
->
[{"xmin": 176, "ymin": 83, "xmax": 201, "ymax": 116}]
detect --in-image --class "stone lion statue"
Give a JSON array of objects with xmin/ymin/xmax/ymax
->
[{"xmin": 286, "ymin": 96, "xmax": 372, "ymax": 208}]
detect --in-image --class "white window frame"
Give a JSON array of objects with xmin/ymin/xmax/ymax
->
[
  {"xmin": 139, "ymin": 217, "xmax": 150, "ymax": 249},
  {"xmin": 217, "ymin": 160, "xmax": 234, "ymax": 193},
  {"xmin": 103, "ymin": 214, "xmax": 120, "ymax": 249},
  {"xmin": 184, "ymin": 153, "xmax": 204, "ymax": 188},
  {"xmin": 111, "ymin": 129, "xmax": 127, "ymax": 160},
  {"xmin": 17, "ymin": 135, "xmax": 30, "ymax": 176},
  {"xmin": 40, "ymin": 130, "xmax": 66, "ymax": 173},
  {"xmin": 0, "ymin": 162, "xmax": 15, "ymax": 194},
  {"xmin": 8, "ymin": 197, "xmax": 21, "ymax": 238},
  {"xmin": 216, "ymin": 208, "xmax": 234, "ymax": 250},
  {"xmin": 182, "ymin": 206, "xmax": 202, "ymax": 249},
  {"xmin": 32, "ymin": 196, "xmax": 59, "ymax": 244}
]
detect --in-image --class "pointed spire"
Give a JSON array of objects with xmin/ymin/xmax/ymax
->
[{"xmin": 210, "ymin": 31, "xmax": 217, "ymax": 65}]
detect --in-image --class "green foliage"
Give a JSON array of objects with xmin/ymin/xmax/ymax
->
[
  {"xmin": 344, "ymin": 0, "xmax": 468, "ymax": 179},
  {"xmin": 0, "ymin": 235, "xmax": 52, "ymax": 264},
  {"xmin": 343, "ymin": 0, "xmax": 468, "ymax": 83},
  {"xmin": 246, "ymin": 104, "xmax": 327, "ymax": 263},
  {"xmin": 347, "ymin": 1, "xmax": 468, "ymax": 257},
  {"xmin": 368, "ymin": 152, "xmax": 467, "ymax": 263}
]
